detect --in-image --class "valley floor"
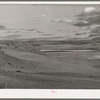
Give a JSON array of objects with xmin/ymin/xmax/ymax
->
[{"xmin": 0, "ymin": 40, "xmax": 100, "ymax": 88}]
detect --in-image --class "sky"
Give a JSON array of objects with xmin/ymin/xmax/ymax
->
[{"xmin": 0, "ymin": 4, "xmax": 99, "ymax": 40}]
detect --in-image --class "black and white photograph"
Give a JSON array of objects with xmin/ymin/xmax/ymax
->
[{"xmin": 0, "ymin": 3, "xmax": 100, "ymax": 89}]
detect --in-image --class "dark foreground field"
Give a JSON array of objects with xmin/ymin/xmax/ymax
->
[{"xmin": 0, "ymin": 39, "xmax": 100, "ymax": 88}]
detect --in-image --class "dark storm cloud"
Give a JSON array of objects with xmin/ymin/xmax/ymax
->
[
  {"xmin": 74, "ymin": 8, "xmax": 100, "ymax": 27},
  {"xmin": 74, "ymin": 21, "xmax": 90, "ymax": 26},
  {"xmin": 75, "ymin": 32, "xmax": 87, "ymax": 36},
  {"xmin": 89, "ymin": 26, "xmax": 100, "ymax": 37},
  {"xmin": 89, "ymin": 33, "xmax": 100, "ymax": 37},
  {"xmin": 75, "ymin": 33, "xmax": 82, "ymax": 35},
  {"xmin": 74, "ymin": 7, "xmax": 100, "ymax": 38}
]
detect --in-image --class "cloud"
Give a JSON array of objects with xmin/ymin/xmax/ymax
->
[
  {"xmin": 89, "ymin": 33, "xmax": 100, "ymax": 37},
  {"xmin": 74, "ymin": 7, "xmax": 100, "ymax": 27},
  {"xmin": 75, "ymin": 32, "xmax": 87, "ymax": 36},
  {"xmin": 75, "ymin": 33, "xmax": 82, "ymax": 35},
  {"xmin": 33, "ymin": 14, "xmax": 47, "ymax": 18},
  {"xmin": 26, "ymin": 29, "xmax": 37, "ymax": 31},
  {"xmin": 0, "ymin": 25, "xmax": 6, "ymax": 30},
  {"xmin": 6, "ymin": 35, "xmax": 21, "ymax": 39},
  {"xmin": 36, "ymin": 30, "xmax": 44, "ymax": 33},
  {"xmin": 41, "ymin": 15, "xmax": 47, "ymax": 18},
  {"xmin": 88, "ymin": 25, "xmax": 100, "ymax": 37},
  {"xmin": 74, "ymin": 20, "xmax": 89, "ymax": 26},
  {"xmin": 41, "ymin": 34, "xmax": 52, "ymax": 36},
  {"xmin": 84, "ymin": 7, "xmax": 96, "ymax": 13},
  {"xmin": 74, "ymin": 7, "xmax": 100, "ymax": 38},
  {"xmin": 51, "ymin": 18, "xmax": 72, "ymax": 24}
]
